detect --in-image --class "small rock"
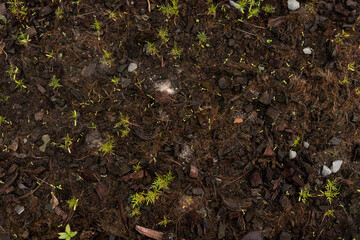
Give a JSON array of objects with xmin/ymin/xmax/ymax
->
[
  {"xmin": 279, "ymin": 232, "xmax": 292, "ymax": 240},
  {"xmin": 85, "ymin": 130, "xmax": 103, "ymax": 150},
  {"xmin": 303, "ymin": 141, "xmax": 309, "ymax": 148},
  {"xmin": 329, "ymin": 136, "xmax": 342, "ymax": 146},
  {"xmin": 241, "ymin": 231, "xmax": 262, "ymax": 240},
  {"xmin": 39, "ymin": 134, "xmax": 51, "ymax": 152},
  {"xmin": 192, "ymin": 187, "xmax": 204, "ymax": 195},
  {"xmin": 121, "ymin": 78, "xmax": 132, "ymax": 88},
  {"xmin": 303, "ymin": 47, "xmax": 312, "ymax": 55},
  {"xmin": 322, "ymin": 165, "xmax": 332, "ymax": 177},
  {"xmin": 287, "ymin": 0, "xmax": 300, "ymax": 11},
  {"xmin": 250, "ymin": 170, "xmax": 263, "ymax": 187},
  {"xmin": 34, "ymin": 110, "xmax": 44, "ymax": 121},
  {"xmin": 289, "ymin": 150, "xmax": 297, "ymax": 159},
  {"xmin": 15, "ymin": 205, "xmax": 25, "ymax": 215},
  {"xmin": 128, "ymin": 63, "xmax": 138, "ymax": 72},
  {"xmin": 218, "ymin": 77, "xmax": 229, "ymax": 90},
  {"xmin": 179, "ymin": 144, "xmax": 193, "ymax": 160},
  {"xmin": 234, "ymin": 118, "xmax": 243, "ymax": 124},
  {"xmin": 189, "ymin": 165, "xmax": 199, "ymax": 179},
  {"xmin": 331, "ymin": 160, "xmax": 343, "ymax": 173},
  {"xmin": 117, "ymin": 64, "xmax": 128, "ymax": 73},
  {"xmin": 155, "ymin": 80, "xmax": 176, "ymax": 95}
]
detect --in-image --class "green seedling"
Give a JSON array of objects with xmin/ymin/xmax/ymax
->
[
  {"xmin": 145, "ymin": 41, "xmax": 158, "ymax": 56},
  {"xmin": 70, "ymin": 110, "xmax": 78, "ymax": 126},
  {"xmin": 319, "ymin": 179, "xmax": 340, "ymax": 204},
  {"xmin": 197, "ymin": 31, "xmax": 209, "ymax": 48},
  {"xmin": 291, "ymin": 136, "xmax": 300, "ymax": 147},
  {"xmin": 0, "ymin": 116, "xmax": 7, "ymax": 126},
  {"xmin": 6, "ymin": 64, "xmax": 26, "ymax": 90},
  {"xmin": 236, "ymin": 0, "xmax": 263, "ymax": 18},
  {"xmin": 99, "ymin": 135, "xmax": 115, "ymax": 156},
  {"xmin": 169, "ymin": 42, "xmax": 182, "ymax": 59},
  {"xmin": 45, "ymin": 50, "xmax": 56, "ymax": 60},
  {"xmin": 130, "ymin": 192, "xmax": 146, "ymax": 208},
  {"xmin": 60, "ymin": 134, "xmax": 73, "ymax": 153},
  {"xmin": 151, "ymin": 171, "xmax": 175, "ymax": 191},
  {"xmin": 16, "ymin": 29, "xmax": 31, "ymax": 45},
  {"xmin": 158, "ymin": 0, "xmax": 179, "ymax": 18},
  {"xmin": 90, "ymin": 17, "xmax": 102, "ymax": 40},
  {"xmin": 66, "ymin": 196, "xmax": 79, "ymax": 211},
  {"xmin": 158, "ymin": 216, "xmax": 172, "ymax": 227},
  {"xmin": 133, "ymin": 162, "xmax": 142, "ymax": 173},
  {"xmin": 157, "ymin": 27, "xmax": 169, "ymax": 45},
  {"xmin": 111, "ymin": 76, "xmax": 120, "ymax": 86},
  {"xmin": 130, "ymin": 207, "xmax": 141, "ymax": 217},
  {"xmin": 262, "ymin": 4, "xmax": 275, "ymax": 13},
  {"xmin": 324, "ymin": 209, "xmax": 335, "ymax": 218},
  {"xmin": 7, "ymin": 0, "xmax": 28, "ymax": 21},
  {"xmin": 298, "ymin": 186, "xmax": 314, "ymax": 203},
  {"xmin": 106, "ymin": 10, "xmax": 117, "ymax": 21},
  {"xmin": 114, "ymin": 112, "xmax": 130, "ymax": 137},
  {"xmin": 58, "ymin": 224, "xmax": 77, "ymax": 240},
  {"xmin": 55, "ymin": 6, "xmax": 64, "ymax": 19},
  {"xmin": 101, "ymin": 50, "xmax": 114, "ymax": 67},
  {"xmin": 207, "ymin": 3, "xmax": 218, "ymax": 17},
  {"xmin": 49, "ymin": 75, "xmax": 62, "ymax": 89}
]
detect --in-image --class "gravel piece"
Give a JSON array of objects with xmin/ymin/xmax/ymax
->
[
  {"xmin": 289, "ymin": 150, "xmax": 297, "ymax": 159},
  {"xmin": 287, "ymin": 0, "xmax": 300, "ymax": 11},
  {"xmin": 128, "ymin": 63, "xmax": 138, "ymax": 72},
  {"xmin": 303, "ymin": 141, "xmax": 309, "ymax": 148},
  {"xmin": 322, "ymin": 165, "xmax": 332, "ymax": 177},
  {"xmin": 331, "ymin": 160, "xmax": 343, "ymax": 173},
  {"xmin": 303, "ymin": 47, "xmax": 312, "ymax": 55}
]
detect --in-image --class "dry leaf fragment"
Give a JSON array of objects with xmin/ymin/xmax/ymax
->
[{"xmin": 135, "ymin": 225, "xmax": 164, "ymax": 240}]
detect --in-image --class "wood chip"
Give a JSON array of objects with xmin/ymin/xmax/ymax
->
[
  {"xmin": 234, "ymin": 118, "xmax": 244, "ymax": 124},
  {"xmin": 135, "ymin": 225, "xmax": 164, "ymax": 240}
]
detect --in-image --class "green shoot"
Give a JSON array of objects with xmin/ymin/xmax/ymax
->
[
  {"xmin": 158, "ymin": 0, "xmax": 179, "ymax": 18},
  {"xmin": 99, "ymin": 135, "xmax": 115, "ymax": 156},
  {"xmin": 114, "ymin": 112, "xmax": 130, "ymax": 137},
  {"xmin": 324, "ymin": 209, "xmax": 335, "ymax": 218},
  {"xmin": 70, "ymin": 110, "xmax": 78, "ymax": 126},
  {"xmin": 106, "ymin": 10, "xmax": 117, "ymax": 21},
  {"xmin": 130, "ymin": 207, "xmax": 141, "ymax": 217},
  {"xmin": 145, "ymin": 41, "xmax": 158, "ymax": 56},
  {"xmin": 55, "ymin": 6, "xmax": 64, "ymax": 19},
  {"xmin": 262, "ymin": 4, "xmax": 275, "ymax": 13},
  {"xmin": 45, "ymin": 50, "xmax": 56, "ymax": 60},
  {"xmin": 7, "ymin": 0, "xmax": 28, "ymax": 21},
  {"xmin": 207, "ymin": 3, "xmax": 218, "ymax": 17},
  {"xmin": 291, "ymin": 136, "xmax": 301, "ymax": 147},
  {"xmin": 90, "ymin": 18, "xmax": 102, "ymax": 40},
  {"xmin": 49, "ymin": 75, "xmax": 62, "ymax": 89},
  {"xmin": 151, "ymin": 171, "xmax": 175, "ymax": 191},
  {"xmin": 133, "ymin": 162, "xmax": 142, "ymax": 173},
  {"xmin": 157, "ymin": 27, "xmax": 169, "ymax": 45},
  {"xmin": 298, "ymin": 186, "xmax": 314, "ymax": 203},
  {"xmin": 101, "ymin": 50, "xmax": 114, "ymax": 67},
  {"xmin": 66, "ymin": 196, "xmax": 79, "ymax": 211},
  {"xmin": 158, "ymin": 216, "xmax": 172, "ymax": 227},
  {"xmin": 16, "ymin": 29, "xmax": 31, "ymax": 45},
  {"xmin": 58, "ymin": 224, "xmax": 77, "ymax": 240},
  {"xmin": 6, "ymin": 64, "xmax": 26, "ymax": 90},
  {"xmin": 130, "ymin": 192, "xmax": 146, "ymax": 208},
  {"xmin": 0, "ymin": 116, "xmax": 7, "ymax": 126},
  {"xmin": 60, "ymin": 134, "xmax": 73, "ymax": 153},
  {"xmin": 197, "ymin": 31, "xmax": 209, "ymax": 48},
  {"xmin": 169, "ymin": 42, "xmax": 182, "ymax": 60},
  {"xmin": 145, "ymin": 190, "xmax": 161, "ymax": 205},
  {"xmin": 111, "ymin": 76, "xmax": 120, "ymax": 86},
  {"xmin": 320, "ymin": 179, "xmax": 340, "ymax": 204}
]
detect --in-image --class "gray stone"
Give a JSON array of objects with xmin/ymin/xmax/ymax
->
[
  {"xmin": 117, "ymin": 64, "xmax": 128, "ymax": 73},
  {"xmin": 303, "ymin": 141, "xmax": 309, "ymax": 148},
  {"xmin": 85, "ymin": 131, "xmax": 103, "ymax": 150},
  {"xmin": 179, "ymin": 144, "xmax": 193, "ymax": 160},
  {"xmin": 303, "ymin": 47, "xmax": 312, "ymax": 55},
  {"xmin": 322, "ymin": 165, "xmax": 332, "ymax": 177},
  {"xmin": 15, "ymin": 205, "xmax": 25, "ymax": 215},
  {"xmin": 289, "ymin": 150, "xmax": 297, "ymax": 159},
  {"xmin": 39, "ymin": 134, "xmax": 50, "ymax": 152},
  {"xmin": 329, "ymin": 136, "xmax": 342, "ymax": 146},
  {"xmin": 128, "ymin": 63, "xmax": 138, "ymax": 72},
  {"xmin": 287, "ymin": 0, "xmax": 300, "ymax": 11},
  {"xmin": 331, "ymin": 160, "xmax": 343, "ymax": 173}
]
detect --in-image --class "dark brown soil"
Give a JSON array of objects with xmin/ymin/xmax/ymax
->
[{"xmin": 1, "ymin": 0, "xmax": 360, "ymax": 239}]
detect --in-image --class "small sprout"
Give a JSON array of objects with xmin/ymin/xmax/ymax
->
[
  {"xmin": 45, "ymin": 50, "xmax": 56, "ymax": 59},
  {"xmin": 145, "ymin": 41, "xmax": 158, "ymax": 56},
  {"xmin": 7, "ymin": 0, "xmax": 28, "ymax": 20},
  {"xmin": 347, "ymin": 62, "xmax": 355, "ymax": 71},
  {"xmin": 157, "ymin": 27, "xmax": 169, "ymax": 45},
  {"xmin": 145, "ymin": 190, "xmax": 161, "ymax": 205},
  {"xmin": 130, "ymin": 207, "xmax": 141, "ymax": 217},
  {"xmin": 151, "ymin": 171, "xmax": 175, "ymax": 191},
  {"xmin": 298, "ymin": 186, "xmax": 314, "ymax": 203},
  {"xmin": 106, "ymin": 10, "xmax": 117, "ymax": 21},
  {"xmin": 0, "ymin": 116, "xmax": 7, "ymax": 126},
  {"xmin": 262, "ymin": 4, "xmax": 275, "ymax": 13},
  {"xmin": 320, "ymin": 179, "xmax": 340, "ymax": 204},
  {"xmin": 324, "ymin": 209, "xmax": 335, "ymax": 218},
  {"xmin": 111, "ymin": 76, "xmax": 120, "ymax": 86},
  {"xmin": 60, "ymin": 134, "xmax": 73, "ymax": 153},
  {"xmin": 339, "ymin": 76, "xmax": 349, "ymax": 85},
  {"xmin": 158, "ymin": 0, "xmax": 179, "ymax": 18},
  {"xmin": 70, "ymin": 110, "xmax": 78, "ymax": 126},
  {"xmin": 197, "ymin": 31, "xmax": 209, "ymax": 48},
  {"xmin": 133, "ymin": 162, "xmax": 142, "ymax": 173},
  {"xmin": 291, "ymin": 136, "xmax": 301, "ymax": 147},
  {"xmin": 90, "ymin": 18, "xmax": 102, "ymax": 40},
  {"xmin": 114, "ymin": 112, "xmax": 130, "ymax": 137},
  {"xmin": 101, "ymin": 50, "xmax": 114, "ymax": 67},
  {"xmin": 58, "ymin": 224, "xmax": 77, "ymax": 240},
  {"xmin": 49, "ymin": 75, "xmax": 62, "ymax": 89},
  {"xmin": 169, "ymin": 42, "xmax": 182, "ymax": 60},
  {"xmin": 16, "ymin": 29, "xmax": 31, "ymax": 45},
  {"xmin": 55, "ymin": 6, "xmax": 64, "ymax": 19},
  {"xmin": 66, "ymin": 196, "xmax": 79, "ymax": 211},
  {"xmin": 158, "ymin": 216, "xmax": 172, "ymax": 227},
  {"xmin": 130, "ymin": 192, "xmax": 146, "ymax": 208},
  {"xmin": 99, "ymin": 135, "xmax": 115, "ymax": 156},
  {"xmin": 207, "ymin": 3, "xmax": 218, "ymax": 17}
]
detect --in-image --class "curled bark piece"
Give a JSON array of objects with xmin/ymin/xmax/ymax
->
[{"xmin": 135, "ymin": 225, "xmax": 164, "ymax": 240}]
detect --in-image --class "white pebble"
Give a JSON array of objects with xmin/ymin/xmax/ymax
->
[
  {"xmin": 303, "ymin": 141, "xmax": 309, "ymax": 148},
  {"xmin": 289, "ymin": 150, "xmax": 297, "ymax": 159},
  {"xmin": 303, "ymin": 47, "xmax": 312, "ymax": 55},
  {"xmin": 331, "ymin": 160, "xmax": 343, "ymax": 173},
  {"xmin": 322, "ymin": 165, "xmax": 332, "ymax": 177},
  {"xmin": 287, "ymin": 0, "xmax": 300, "ymax": 11},
  {"xmin": 128, "ymin": 63, "xmax": 138, "ymax": 72}
]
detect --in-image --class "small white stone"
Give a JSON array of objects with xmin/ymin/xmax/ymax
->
[
  {"xmin": 287, "ymin": 0, "xmax": 300, "ymax": 11},
  {"xmin": 155, "ymin": 80, "xmax": 176, "ymax": 95},
  {"xmin": 289, "ymin": 150, "xmax": 297, "ymax": 159},
  {"xmin": 303, "ymin": 47, "xmax": 312, "ymax": 55},
  {"xmin": 128, "ymin": 63, "xmax": 138, "ymax": 72},
  {"xmin": 303, "ymin": 141, "xmax": 309, "ymax": 148},
  {"xmin": 331, "ymin": 160, "xmax": 343, "ymax": 173},
  {"xmin": 322, "ymin": 165, "xmax": 332, "ymax": 177}
]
